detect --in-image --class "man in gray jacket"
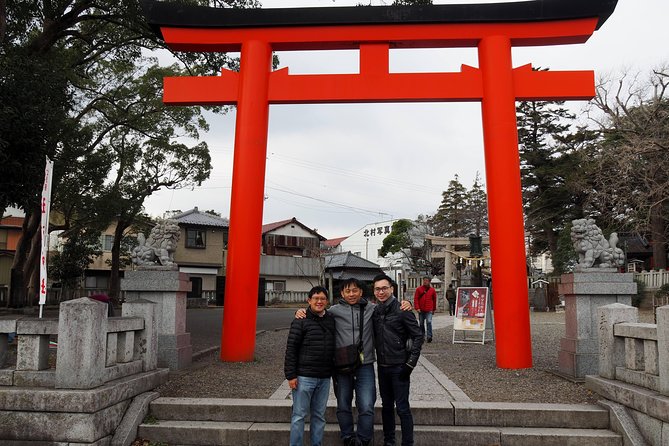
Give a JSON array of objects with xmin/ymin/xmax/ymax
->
[{"xmin": 328, "ymin": 278, "xmax": 376, "ymax": 446}]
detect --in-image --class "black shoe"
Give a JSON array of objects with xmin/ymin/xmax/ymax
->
[
  {"xmin": 343, "ymin": 437, "xmax": 360, "ymax": 446},
  {"xmin": 427, "ymin": 337, "xmax": 432, "ymax": 343}
]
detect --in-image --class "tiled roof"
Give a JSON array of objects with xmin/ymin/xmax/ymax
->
[
  {"xmin": 324, "ymin": 236, "xmax": 348, "ymax": 248},
  {"xmin": 171, "ymin": 207, "xmax": 229, "ymax": 228},
  {"xmin": 262, "ymin": 217, "xmax": 326, "ymax": 241},
  {"xmin": 324, "ymin": 251, "xmax": 381, "ymax": 269},
  {"xmin": 331, "ymin": 270, "xmax": 382, "ymax": 281},
  {"xmin": 262, "ymin": 218, "xmax": 295, "ymax": 234},
  {"xmin": 0, "ymin": 216, "xmax": 23, "ymax": 228}
]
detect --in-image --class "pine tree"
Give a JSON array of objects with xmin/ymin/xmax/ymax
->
[
  {"xmin": 431, "ymin": 175, "xmax": 469, "ymax": 237},
  {"xmin": 465, "ymin": 172, "xmax": 488, "ymax": 237},
  {"xmin": 517, "ymin": 93, "xmax": 579, "ymax": 257}
]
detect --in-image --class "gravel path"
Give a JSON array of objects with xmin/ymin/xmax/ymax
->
[{"xmin": 156, "ymin": 310, "xmax": 632, "ymax": 403}]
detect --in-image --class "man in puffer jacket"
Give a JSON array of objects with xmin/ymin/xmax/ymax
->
[
  {"xmin": 372, "ymin": 274, "xmax": 423, "ymax": 446},
  {"xmin": 284, "ymin": 286, "xmax": 336, "ymax": 446}
]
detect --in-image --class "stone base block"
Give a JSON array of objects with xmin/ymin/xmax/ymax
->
[
  {"xmin": 558, "ymin": 349, "xmax": 598, "ymax": 379},
  {"xmin": 559, "ymin": 272, "xmax": 637, "ymax": 295},
  {"xmin": 0, "ymin": 369, "xmax": 168, "ymax": 413},
  {"xmin": 122, "ymin": 270, "xmax": 191, "ymax": 293},
  {"xmin": 0, "ymin": 400, "xmax": 129, "ymax": 443},
  {"xmin": 559, "ymin": 337, "xmax": 598, "ymax": 355},
  {"xmin": 158, "ymin": 333, "xmax": 192, "ymax": 370}
]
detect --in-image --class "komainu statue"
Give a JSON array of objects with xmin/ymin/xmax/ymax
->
[
  {"xmin": 131, "ymin": 220, "xmax": 180, "ymax": 267},
  {"xmin": 571, "ymin": 218, "xmax": 625, "ymax": 269}
]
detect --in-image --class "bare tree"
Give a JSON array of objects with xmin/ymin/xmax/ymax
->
[{"xmin": 588, "ymin": 66, "xmax": 669, "ymax": 269}]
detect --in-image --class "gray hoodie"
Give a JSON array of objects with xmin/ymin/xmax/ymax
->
[{"xmin": 328, "ymin": 297, "xmax": 376, "ymax": 365}]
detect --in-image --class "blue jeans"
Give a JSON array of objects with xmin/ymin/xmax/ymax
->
[
  {"xmin": 378, "ymin": 365, "xmax": 414, "ymax": 446},
  {"xmin": 419, "ymin": 311, "xmax": 433, "ymax": 339},
  {"xmin": 334, "ymin": 363, "xmax": 376, "ymax": 443},
  {"xmin": 290, "ymin": 376, "xmax": 330, "ymax": 446}
]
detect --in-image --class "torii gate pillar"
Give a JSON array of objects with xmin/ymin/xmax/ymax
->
[
  {"xmin": 479, "ymin": 35, "xmax": 531, "ymax": 367},
  {"xmin": 223, "ymin": 40, "xmax": 272, "ymax": 361}
]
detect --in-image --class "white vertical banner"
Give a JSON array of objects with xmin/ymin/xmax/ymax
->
[{"xmin": 39, "ymin": 156, "xmax": 54, "ymax": 311}]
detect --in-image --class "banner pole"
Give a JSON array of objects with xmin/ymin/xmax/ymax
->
[{"xmin": 39, "ymin": 156, "xmax": 54, "ymax": 318}]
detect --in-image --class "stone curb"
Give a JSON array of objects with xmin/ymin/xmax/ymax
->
[{"xmin": 111, "ymin": 391, "xmax": 160, "ymax": 446}]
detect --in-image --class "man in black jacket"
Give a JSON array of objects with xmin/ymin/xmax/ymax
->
[
  {"xmin": 284, "ymin": 286, "xmax": 336, "ymax": 446},
  {"xmin": 372, "ymin": 274, "xmax": 423, "ymax": 446}
]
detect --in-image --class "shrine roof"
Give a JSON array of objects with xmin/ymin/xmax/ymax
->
[{"xmin": 142, "ymin": 0, "xmax": 618, "ymax": 36}]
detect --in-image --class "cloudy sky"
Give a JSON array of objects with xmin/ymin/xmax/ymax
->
[{"xmin": 143, "ymin": 0, "xmax": 669, "ymax": 240}]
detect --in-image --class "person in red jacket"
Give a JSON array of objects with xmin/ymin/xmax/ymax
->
[{"xmin": 413, "ymin": 277, "xmax": 437, "ymax": 342}]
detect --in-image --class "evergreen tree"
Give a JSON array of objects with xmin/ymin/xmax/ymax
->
[
  {"xmin": 431, "ymin": 174, "xmax": 469, "ymax": 237},
  {"xmin": 465, "ymin": 172, "xmax": 488, "ymax": 237},
  {"xmin": 517, "ymin": 92, "xmax": 581, "ymax": 259}
]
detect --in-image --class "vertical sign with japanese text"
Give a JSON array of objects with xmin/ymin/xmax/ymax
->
[{"xmin": 39, "ymin": 156, "xmax": 54, "ymax": 306}]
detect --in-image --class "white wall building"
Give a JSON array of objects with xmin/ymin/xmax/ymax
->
[
  {"xmin": 339, "ymin": 219, "xmax": 413, "ymax": 297},
  {"xmin": 340, "ymin": 219, "xmax": 398, "ymax": 268}
]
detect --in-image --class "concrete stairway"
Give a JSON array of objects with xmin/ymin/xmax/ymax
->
[{"xmin": 138, "ymin": 397, "xmax": 622, "ymax": 445}]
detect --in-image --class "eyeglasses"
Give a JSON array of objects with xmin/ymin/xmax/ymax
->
[
  {"xmin": 343, "ymin": 288, "xmax": 361, "ymax": 295},
  {"xmin": 309, "ymin": 297, "xmax": 328, "ymax": 302},
  {"xmin": 374, "ymin": 286, "xmax": 391, "ymax": 293}
]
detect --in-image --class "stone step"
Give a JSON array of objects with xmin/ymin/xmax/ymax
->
[
  {"xmin": 138, "ymin": 420, "xmax": 622, "ymax": 446},
  {"xmin": 149, "ymin": 397, "xmax": 610, "ymax": 429}
]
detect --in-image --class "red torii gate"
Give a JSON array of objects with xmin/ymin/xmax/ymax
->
[{"xmin": 143, "ymin": 0, "xmax": 618, "ymax": 369}]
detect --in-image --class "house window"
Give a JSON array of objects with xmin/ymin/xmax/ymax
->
[
  {"xmin": 266, "ymin": 281, "xmax": 286, "ymax": 292},
  {"xmin": 101, "ymin": 234, "xmax": 114, "ymax": 251},
  {"xmin": 0, "ymin": 230, "xmax": 7, "ymax": 250},
  {"xmin": 85, "ymin": 275, "xmax": 108, "ymax": 290},
  {"xmin": 186, "ymin": 228, "xmax": 206, "ymax": 248}
]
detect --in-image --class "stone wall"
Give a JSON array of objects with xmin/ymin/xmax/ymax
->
[
  {"xmin": 0, "ymin": 297, "xmax": 168, "ymax": 445},
  {"xmin": 586, "ymin": 303, "xmax": 669, "ymax": 445}
]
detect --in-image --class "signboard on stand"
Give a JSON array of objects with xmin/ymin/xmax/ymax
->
[{"xmin": 452, "ymin": 287, "xmax": 493, "ymax": 344}]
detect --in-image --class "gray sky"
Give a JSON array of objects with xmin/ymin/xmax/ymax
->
[{"xmin": 143, "ymin": 0, "xmax": 669, "ymax": 239}]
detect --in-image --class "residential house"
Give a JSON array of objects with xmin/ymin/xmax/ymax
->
[
  {"xmin": 170, "ymin": 207, "xmax": 229, "ymax": 302},
  {"xmin": 260, "ymin": 217, "xmax": 326, "ymax": 302},
  {"xmin": 323, "ymin": 236, "xmax": 347, "ymax": 254},
  {"xmin": 0, "ymin": 211, "xmax": 25, "ymax": 305},
  {"xmin": 83, "ymin": 220, "xmax": 152, "ymax": 294}
]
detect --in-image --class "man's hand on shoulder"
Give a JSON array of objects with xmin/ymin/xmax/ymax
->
[
  {"xmin": 295, "ymin": 308, "xmax": 307, "ymax": 319},
  {"xmin": 400, "ymin": 300, "xmax": 412, "ymax": 312}
]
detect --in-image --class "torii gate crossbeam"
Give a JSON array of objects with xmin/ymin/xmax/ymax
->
[{"xmin": 142, "ymin": 0, "xmax": 618, "ymax": 369}]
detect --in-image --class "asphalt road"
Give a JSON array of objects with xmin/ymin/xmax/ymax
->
[{"xmin": 186, "ymin": 307, "xmax": 297, "ymax": 353}]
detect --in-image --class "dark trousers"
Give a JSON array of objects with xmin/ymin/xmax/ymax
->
[
  {"xmin": 377, "ymin": 364, "xmax": 413, "ymax": 446},
  {"xmin": 448, "ymin": 299, "xmax": 455, "ymax": 316}
]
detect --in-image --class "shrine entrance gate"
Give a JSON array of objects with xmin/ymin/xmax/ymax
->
[{"xmin": 143, "ymin": 0, "xmax": 618, "ymax": 368}]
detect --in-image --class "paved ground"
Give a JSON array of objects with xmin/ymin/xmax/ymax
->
[{"xmin": 250, "ymin": 314, "xmax": 470, "ymax": 403}]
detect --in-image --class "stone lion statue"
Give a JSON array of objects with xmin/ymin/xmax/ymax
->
[
  {"xmin": 131, "ymin": 220, "xmax": 180, "ymax": 267},
  {"xmin": 571, "ymin": 218, "xmax": 624, "ymax": 269}
]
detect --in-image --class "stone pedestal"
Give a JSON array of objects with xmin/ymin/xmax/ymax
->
[
  {"xmin": 557, "ymin": 270, "xmax": 636, "ymax": 380},
  {"xmin": 122, "ymin": 269, "xmax": 192, "ymax": 370}
]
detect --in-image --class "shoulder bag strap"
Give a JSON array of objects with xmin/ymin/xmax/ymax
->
[{"xmin": 358, "ymin": 304, "xmax": 365, "ymax": 352}]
